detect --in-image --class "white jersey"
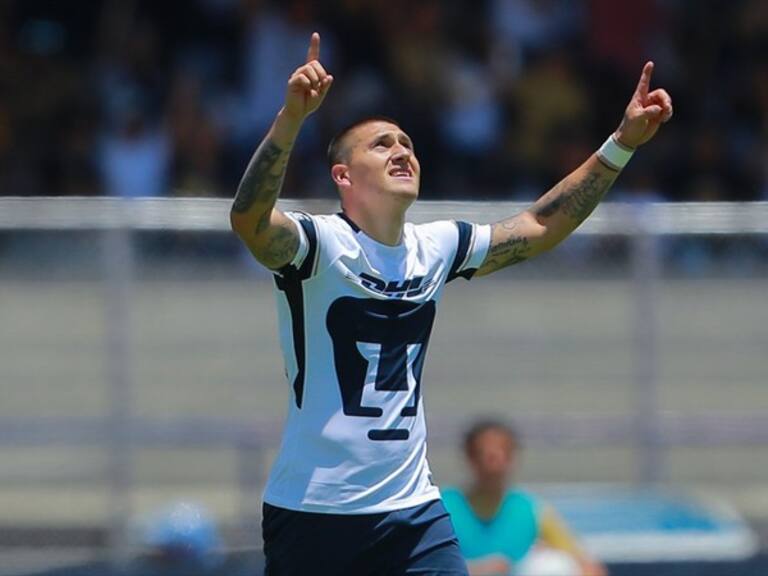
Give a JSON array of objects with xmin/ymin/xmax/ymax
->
[{"xmin": 263, "ymin": 211, "xmax": 491, "ymax": 514}]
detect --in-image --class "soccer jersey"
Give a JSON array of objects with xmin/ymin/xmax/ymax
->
[{"xmin": 262, "ymin": 212, "xmax": 491, "ymax": 514}]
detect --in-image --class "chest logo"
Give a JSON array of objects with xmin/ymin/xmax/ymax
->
[{"xmin": 357, "ymin": 272, "xmax": 433, "ymax": 298}]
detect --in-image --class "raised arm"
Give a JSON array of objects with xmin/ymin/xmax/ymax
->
[
  {"xmin": 475, "ymin": 61, "xmax": 673, "ymax": 276},
  {"xmin": 230, "ymin": 32, "xmax": 333, "ymax": 270}
]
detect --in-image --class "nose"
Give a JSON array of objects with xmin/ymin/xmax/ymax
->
[{"xmin": 391, "ymin": 144, "xmax": 412, "ymax": 163}]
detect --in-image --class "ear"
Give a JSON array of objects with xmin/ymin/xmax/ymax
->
[{"xmin": 331, "ymin": 163, "xmax": 351, "ymax": 189}]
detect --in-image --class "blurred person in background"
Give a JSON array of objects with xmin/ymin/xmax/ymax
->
[
  {"xmin": 437, "ymin": 2, "xmax": 504, "ymax": 197},
  {"xmin": 442, "ymin": 420, "xmax": 606, "ymax": 576},
  {"xmin": 229, "ymin": 22, "xmax": 671, "ymax": 574},
  {"xmin": 98, "ymin": 85, "xmax": 170, "ymax": 198},
  {"xmin": 167, "ymin": 69, "xmax": 223, "ymax": 196},
  {"xmin": 95, "ymin": 7, "xmax": 170, "ymax": 198},
  {"xmin": 126, "ymin": 501, "xmax": 227, "ymax": 576},
  {"xmin": 19, "ymin": 502, "xmax": 254, "ymax": 576},
  {"xmin": 488, "ymin": 0, "xmax": 582, "ymax": 83},
  {"xmin": 506, "ymin": 46, "xmax": 591, "ymax": 196}
]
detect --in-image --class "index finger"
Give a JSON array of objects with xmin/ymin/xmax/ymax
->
[
  {"xmin": 306, "ymin": 32, "xmax": 320, "ymax": 63},
  {"xmin": 634, "ymin": 61, "xmax": 654, "ymax": 99}
]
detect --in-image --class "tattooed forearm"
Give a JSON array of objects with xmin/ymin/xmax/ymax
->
[
  {"xmin": 477, "ymin": 218, "xmax": 536, "ymax": 273},
  {"xmin": 476, "ymin": 158, "xmax": 620, "ymax": 277},
  {"xmin": 482, "ymin": 232, "xmax": 532, "ymax": 270},
  {"xmin": 232, "ymin": 139, "xmax": 289, "ymax": 215},
  {"xmin": 533, "ymin": 171, "xmax": 614, "ymax": 224}
]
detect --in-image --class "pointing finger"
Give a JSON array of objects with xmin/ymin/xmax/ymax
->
[
  {"xmin": 634, "ymin": 61, "xmax": 654, "ymax": 100},
  {"xmin": 306, "ymin": 32, "xmax": 320, "ymax": 63}
]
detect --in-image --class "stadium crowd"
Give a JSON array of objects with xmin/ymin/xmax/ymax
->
[{"xmin": 0, "ymin": 0, "xmax": 766, "ymax": 202}]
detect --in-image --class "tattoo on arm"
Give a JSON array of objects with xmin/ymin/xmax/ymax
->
[
  {"xmin": 259, "ymin": 222, "xmax": 299, "ymax": 269},
  {"xmin": 231, "ymin": 138, "xmax": 301, "ymax": 269},
  {"xmin": 533, "ymin": 171, "xmax": 613, "ymax": 223},
  {"xmin": 482, "ymin": 220, "xmax": 534, "ymax": 271},
  {"xmin": 232, "ymin": 139, "xmax": 289, "ymax": 221},
  {"xmin": 478, "ymin": 163, "xmax": 617, "ymax": 276}
]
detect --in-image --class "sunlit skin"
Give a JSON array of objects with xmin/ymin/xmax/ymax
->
[{"xmin": 331, "ymin": 121, "xmax": 421, "ymax": 246}]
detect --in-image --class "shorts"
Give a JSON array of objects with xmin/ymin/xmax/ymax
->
[{"xmin": 262, "ymin": 498, "xmax": 468, "ymax": 576}]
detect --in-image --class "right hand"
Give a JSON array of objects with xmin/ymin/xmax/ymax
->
[
  {"xmin": 614, "ymin": 61, "xmax": 673, "ymax": 149},
  {"xmin": 284, "ymin": 32, "xmax": 333, "ymax": 123}
]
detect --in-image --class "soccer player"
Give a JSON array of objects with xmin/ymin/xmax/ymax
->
[
  {"xmin": 230, "ymin": 33, "xmax": 672, "ymax": 576},
  {"xmin": 442, "ymin": 420, "xmax": 606, "ymax": 576}
]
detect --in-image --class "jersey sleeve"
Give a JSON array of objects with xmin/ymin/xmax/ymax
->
[
  {"xmin": 420, "ymin": 220, "xmax": 491, "ymax": 282},
  {"xmin": 275, "ymin": 211, "xmax": 319, "ymax": 280},
  {"xmin": 437, "ymin": 220, "xmax": 491, "ymax": 282},
  {"xmin": 448, "ymin": 220, "xmax": 491, "ymax": 281}
]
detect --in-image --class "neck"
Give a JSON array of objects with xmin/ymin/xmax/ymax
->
[
  {"xmin": 470, "ymin": 481, "xmax": 506, "ymax": 501},
  {"xmin": 343, "ymin": 198, "xmax": 408, "ymax": 246},
  {"xmin": 467, "ymin": 483, "xmax": 506, "ymax": 519}
]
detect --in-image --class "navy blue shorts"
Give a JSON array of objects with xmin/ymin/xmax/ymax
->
[{"xmin": 262, "ymin": 499, "xmax": 468, "ymax": 576}]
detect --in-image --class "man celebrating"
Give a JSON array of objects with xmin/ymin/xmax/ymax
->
[{"xmin": 230, "ymin": 33, "xmax": 672, "ymax": 576}]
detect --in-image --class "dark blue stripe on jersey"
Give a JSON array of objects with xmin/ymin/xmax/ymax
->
[
  {"xmin": 336, "ymin": 211, "xmax": 361, "ymax": 232},
  {"xmin": 273, "ymin": 215, "xmax": 318, "ymax": 409},
  {"xmin": 368, "ymin": 429, "xmax": 409, "ymax": 441},
  {"xmin": 447, "ymin": 220, "xmax": 475, "ymax": 283},
  {"xmin": 296, "ymin": 214, "xmax": 318, "ymax": 279}
]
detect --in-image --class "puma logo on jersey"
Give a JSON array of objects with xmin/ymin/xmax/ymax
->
[{"xmin": 356, "ymin": 272, "xmax": 434, "ymax": 298}]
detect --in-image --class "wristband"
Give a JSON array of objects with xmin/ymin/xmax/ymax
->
[{"xmin": 596, "ymin": 135, "xmax": 634, "ymax": 171}]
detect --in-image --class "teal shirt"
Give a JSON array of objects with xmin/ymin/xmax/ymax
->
[{"xmin": 441, "ymin": 487, "xmax": 540, "ymax": 562}]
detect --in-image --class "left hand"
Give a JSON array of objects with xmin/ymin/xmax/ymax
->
[{"xmin": 614, "ymin": 61, "xmax": 673, "ymax": 149}]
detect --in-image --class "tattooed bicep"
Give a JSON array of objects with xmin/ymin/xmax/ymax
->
[
  {"xmin": 260, "ymin": 221, "xmax": 300, "ymax": 270},
  {"xmin": 234, "ymin": 209, "xmax": 301, "ymax": 270}
]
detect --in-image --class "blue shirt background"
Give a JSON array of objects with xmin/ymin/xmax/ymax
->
[{"xmin": 441, "ymin": 487, "xmax": 540, "ymax": 562}]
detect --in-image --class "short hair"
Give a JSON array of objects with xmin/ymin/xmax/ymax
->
[
  {"xmin": 463, "ymin": 418, "xmax": 520, "ymax": 457},
  {"xmin": 326, "ymin": 115, "xmax": 402, "ymax": 168}
]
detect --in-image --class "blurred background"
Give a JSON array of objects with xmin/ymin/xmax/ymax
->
[
  {"xmin": 2, "ymin": 0, "xmax": 768, "ymax": 202},
  {"xmin": 0, "ymin": 0, "xmax": 767, "ymax": 575}
]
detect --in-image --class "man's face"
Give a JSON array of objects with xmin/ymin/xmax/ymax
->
[
  {"xmin": 467, "ymin": 429, "xmax": 517, "ymax": 487},
  {"xmin": 341, "ymin": 121, "xmax": 421, "ymax": 202}
]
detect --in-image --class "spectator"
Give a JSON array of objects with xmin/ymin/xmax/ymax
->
[
  {"xmin": 167, "ymin": 70, "xmax": 222, "ymax": 196},
  {"xmin": 506, "ymin": 47, "xmax": 591, "ymax": 193},
  {"xmin": 98, "ymin": 86, "xmax": 170, "ymax": 198},
  {"xmin": 442, "ymin": 419, "xmax": 606, "ymax": 576},
  {"xmin": 129, "ymin": 501, "xmax": 224, "ymax": 574},
  {"xmin": 489, "ymin": 0, "xmax": 583, "ymax": 82}
]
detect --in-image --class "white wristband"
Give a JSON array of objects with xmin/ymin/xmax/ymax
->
[{"xmin": 596, "ymin": 135, "xmax": 634, "ymax": 171}]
